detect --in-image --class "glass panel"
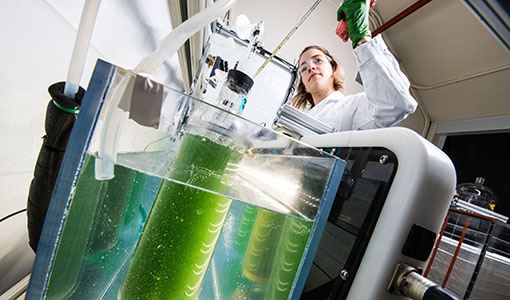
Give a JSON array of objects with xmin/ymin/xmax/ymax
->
[
  {"xmin": 426, "ymin": 210, "xmax": 494, "ymax": 298},
  {"xmin": 470, "ymin": 222, "xmax": 510, "ymax": 300},
  {"xmin": 301, "ymin": 147, "xmax": 398, "ymax": 298}
]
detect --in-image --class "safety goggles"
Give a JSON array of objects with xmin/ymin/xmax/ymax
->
[{"xmin": 298, "ymin": 54, "xmax": 332, "ymax": 76}]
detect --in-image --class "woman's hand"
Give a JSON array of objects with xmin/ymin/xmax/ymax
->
[
  {"xmin": 356, "ymin": 35, "xmax": 372, "ymax": 47},
  {"xmin": 337, "ymin": 0, "xmax": 372, "ymax": 48}
]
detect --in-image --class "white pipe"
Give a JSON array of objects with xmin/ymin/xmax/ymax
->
[
  {"xmin": 411, "ymin": 64, "xmax": 510, "ymax": 90},
  {"xmin": 95, "ymin": 0, "xmax": 237, "ymax": 180},
  {"xmin": 64, "ymin": 0, "xmax": 102, "ymax": 98},
  {"xmin": 134, "ymin": 0, "xmax": 237, "ymax": 75}
]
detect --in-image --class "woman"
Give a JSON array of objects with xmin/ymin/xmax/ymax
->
[{"xmin": 291, "ymin": 1, "xmax": 417, "ymax": 132}]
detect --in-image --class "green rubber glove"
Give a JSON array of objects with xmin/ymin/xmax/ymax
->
[{"xmin": 337, "ymin": 0, "xmax": 371, "ymax": 48}]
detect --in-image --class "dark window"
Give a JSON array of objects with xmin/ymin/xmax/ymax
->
[{"xmin": 442, "ymin": 132, "xmax": 510, "ymax": 222}]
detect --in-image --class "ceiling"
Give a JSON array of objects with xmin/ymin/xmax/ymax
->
[
  {"xmin": 372, "ymin": 0, "xmax": 510, "ymax": 129},
  {"xmin": 229, "ymin": 0, "xmax": 510, "ymax": 136}
]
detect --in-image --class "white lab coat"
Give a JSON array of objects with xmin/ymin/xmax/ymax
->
[{"xmin": 305, "ymin": 35, "xmax": 418, "ymax": 132}]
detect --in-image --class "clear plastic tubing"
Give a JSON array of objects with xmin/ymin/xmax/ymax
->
[
  {"xmin": 63, "ymin": 0, "xmax": 102, "ymax": 98},
  {"xmin": 95, "ymin": 0, "xmax": 238, "ymax": 180},
  {"xmin": 134, "ymin": 0, "xmax": 238, "ymax": 74}
]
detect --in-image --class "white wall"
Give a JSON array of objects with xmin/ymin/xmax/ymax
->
[
  {"xmin": 1, "ymin": 0, "xmax": 84, "ymax": 220},
  {"xmin": 0, "ymin": 0, "xmax": 184, "ymax": 221}
]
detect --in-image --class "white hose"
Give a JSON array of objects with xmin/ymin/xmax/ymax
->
[
  {"xmin": 95, "ymin": 0, "xmax": 237, "ymax": 180},
  {"xmin": 134, "ymin": 0, "xmax": 237, "ymax": 75},
  {"xmin": 64, "ymin": 0, "xmax": 102, "ymax": 98}
]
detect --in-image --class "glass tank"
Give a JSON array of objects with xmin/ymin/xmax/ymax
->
[{"xmin": 26, "ymin": 60, "xmax": 344, "ymax": 300}]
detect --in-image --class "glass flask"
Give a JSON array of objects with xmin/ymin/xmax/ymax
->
[
  {"xmin": 455, "ymin": 177, "xmax": 497, "ymax": 210},
  {"xmin": 216, "ymin": 69, "xmax": 254, "ymax": 115}
]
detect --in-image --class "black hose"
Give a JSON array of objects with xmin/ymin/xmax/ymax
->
[
  {"xmin": 26, "ymin": 82, "xmax": 84, "ymax": 252},
  {"xmin": 423, "ymin": 285, "xmax": 458, "ymax": 300}
]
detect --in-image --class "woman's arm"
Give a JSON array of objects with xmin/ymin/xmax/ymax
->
[{"xmin": 353, "ymin": 35, "xmax": 418, "ymax": 129}]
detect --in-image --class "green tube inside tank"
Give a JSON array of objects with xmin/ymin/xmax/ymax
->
[
  {"xmin": 119, "ymin": 133, "xmax": 242, "ymax": 300},
  {"xmin": 44, "ymin": 155, "xmax": 147, "ymax": 299},
  {"xmin": 242, "ymin": 209, "xmax": 286, "ymax": 286},
  {"xmin": 87, "ymin": 163, "xmax": 136, "ymax": 253},
  {"xmin": 213, "ymin": 205, "xmax": 314, "ymax": 300},
  {"xmin": 264, "ymin": 217, "xmax": 313, "ymax": 299},
  {"xmin": 234, "ymin": 204, "xmax": 259, "ymax": 253},
  {"xmin": 44, "ymin": 155, "xmax": 101, "ymax": 299}
]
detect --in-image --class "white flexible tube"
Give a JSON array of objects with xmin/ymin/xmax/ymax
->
[
  {"xmin": 134, "ymin": 0, "xmax": 237, "ymax": 75},
  {"xmin": 64, "ymin": 0, "xmax": 102, "ymax": 98},
  {"xmin": 95, "ymin": 0, "xmax": 237, "ymax": 180}
]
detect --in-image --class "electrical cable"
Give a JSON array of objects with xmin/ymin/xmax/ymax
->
[{"xmin": 0, "ymin": 208, "xmax": 27, "ymax": 223}]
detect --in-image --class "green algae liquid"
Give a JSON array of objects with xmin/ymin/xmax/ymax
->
[
  {"xmin": 243, "ymin": 209, "xmax": 287, "ymax": 285},
  {"xmin": 234, "ymin": 204, "xmax": 259, "ymax": 253},
  {"xmin": 119, "ymin": 133, "xmax": 242, "ymax": 300},
  {"xmin": 264, "ymin": 217, "xmax": 313, "ymax": 299},
  {"xmin": 242, "ymin": 209, "xmax": 313, "ymax": 300},
  {"xmin": 199, "ymin": 200, "xmax": 314, "ymax": 300},
  {"xmin": 44, "ymin": 155, "xmax": 160, "ymax": 300}
]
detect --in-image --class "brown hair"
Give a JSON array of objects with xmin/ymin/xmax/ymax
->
[{"xmin": 291, "ymin": 45, "xmax": 345, "ymax": 110}]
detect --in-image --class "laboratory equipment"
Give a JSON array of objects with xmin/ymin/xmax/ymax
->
[
  {"xmin": 27, "ymin": 34, "xmax": 460, "ymax": 300},
  {"xmin": 273, "ymin": 103, "xmax": 333, "ymax": 138},
  {"xmin": 425, "ymin": 204, "xmax": 510, "ymax": 299},
  {"xmin": 253, "ymin": 0, "xmax": 322, "ymax": 77},
  {"xmin": 25, "ymin": 60, "xmax": 344, "ymax": 300},
  {"xmin": 388, "ymin": 263, "xmax": 457, "ymax": 299},
  {"xmin": 26, "ymin": 65, "xmax": 459, "ymax": 300},
  {"xmin": 216, "ymin": 69, "xmax": 254, "ymax": 114},
  {"xmin": 27, "ymin": 82, "xmax": 84, "ymax": 252},
  {"xmin": 454, "ymin": 177, "xmax": 498, "ymax": 210},
  {"xmin": 63, "ymin": 0, "xmax": 102, "ymax": 98},
  {"xmin": 25, "ymin": 6, "xmax": 459, "ymax": 299},
  {"xmin": 299, "ymin": 127, "xmax": 457, "ymax": 299},
  {"xmin": 191, "ymin": 20, "xmax": 297, "ymax": 126}
]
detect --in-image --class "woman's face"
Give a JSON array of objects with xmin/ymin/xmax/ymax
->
[{"xmin": 298, "ymin": 48, "xmax": 335, "ymax": 95}]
